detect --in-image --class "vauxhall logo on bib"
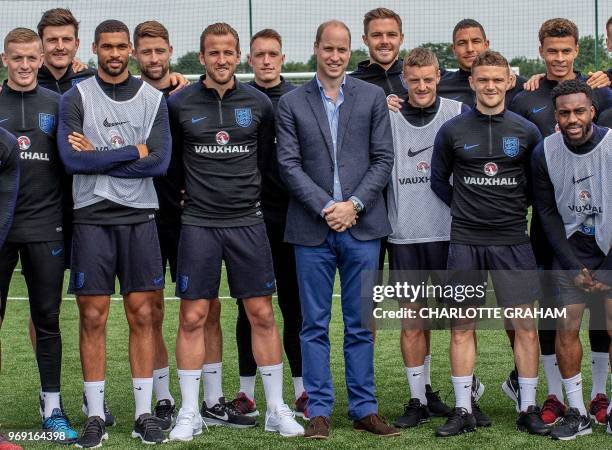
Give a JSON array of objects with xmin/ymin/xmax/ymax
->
[
  {"xmin": 17, "ymin": 136, "xmax": 31, "ymax": 150},
  {"xmin": 216, "ymin": 131, "xmax": 230, "ymax": 145},
  {"xmin": 194, "ymin": 131, "xmax": 249, "ymax": 154},
  {"xmin": 462, "ymin": 162, "xmax": 518, "ymax": 186}
]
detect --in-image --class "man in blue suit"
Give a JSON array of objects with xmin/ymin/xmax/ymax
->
[{"xmin": 276, "ymin": 20, "xmax": 398, "ymax": 439}]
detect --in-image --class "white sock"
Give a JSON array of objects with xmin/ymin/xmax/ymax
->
[
  {"xmin": 406, "ymin": 365, "xmax": 427, "ymax": 404},
  {"xmin": 84, "ymin": 381, "xmax": 105, "ymax": 418},
  {"xmin": 451, "ymin": 375, "xmax": 472, "ymax": 413},
  {"xmin": 260, "ymin": 363, "xmax": 284, "ymax": 412},
  {"xmin": 562, "ymin": 373, "xmax": 587, "ymax": 416},
  {"xmin": 42, "ymin": 392, "xmax": 61, "ymax": 418},
  {"xmin": 541, "ymin": 354, "xmax": 564, "ymax": 401},
  {"xmin": 239, "ymin": 376, "xmax": 256, "ymax": 401},
  {"xmin": 424, "ymin": 355, "xmax": 432, "ymax": 386},
  {"xmin": 518, "ymin": 377, "xmax": 538, "ymax": 412},
  {"xmin": 178, "ymin": 369, "xmax": 201, "ymax": 412},
  {"xmin": 153, "ymin": 367, "xmax": 174, "ymax": 405},
  {"xmin": 202, "ymin": 363, "xmax": 223, "ymax": 407},
  {"xmin": 292, "ymin": 377, "xmax": 304, "ymax": 401},
  {"xmin": 133, "ymin": 378, "xmax": 153, "ymax": 419},
  {"xmin": 590, "ymin": 352, "xmax": 609, "ymax": 400}
]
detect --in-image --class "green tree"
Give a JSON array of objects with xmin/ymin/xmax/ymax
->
[
  {"xmin": 173, "ymin": 51, "xmax": 201, "ymax": 75},
  {"xmin": 127, "ymin": 57, "xmax": 140, "ymax": 75},
  {"xmin": 347, "ymin": 48, "xmax": 368, "ymax": 71},
  {"xmin": 574, "ymin": 35, "xmax": 611, "ymax": 74},
  {"xmin": 306, "ymin": 54, "xmax": 316, "ymax": 71},
  {"xmin": 418, "ymin": 42, "xmax": 455, "ymax": 69},
  {"xmin": 508, "ymin": 56, "xmax": 545, "ymax": 78},
  {"xmin": 235, "ymin": 61, "xmax": 250, "ymax": 74},
  {"xmin": 283, "ymin": 61, "xmax": 310, "ymax": 72}
]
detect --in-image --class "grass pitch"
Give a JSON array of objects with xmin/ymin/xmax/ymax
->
[{"xmin": 0, "ymin": 268, "xmax": 608, "ymax": 449}]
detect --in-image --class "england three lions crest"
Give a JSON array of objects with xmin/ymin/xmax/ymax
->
[
  {"xmin": 502, "ymin": 137, "xmax": 519, "ymax": 158},
  {"xmin": 39, "ymin": 113, "xmax": 56, "ymax": 135},
  {"xmin": 234, "ymin": 108, "xmax": 252, "ymax": 128}
]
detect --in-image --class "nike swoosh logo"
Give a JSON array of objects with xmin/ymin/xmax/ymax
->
[
  {"xmin": 158, "ymin": 374, "xmax": 168, "ymax": 379},
  {"xmin": 51, "ymin": 248, "xmax": 63, "ymax": 256},
  {"xmin": 0, "ymin": 118, "xmax": 8, "ymax": 124},
  {"xmin": 531, "ymin": 106, "xmax": 547, "ymax": 114},
  {"xmin": 412, "ymin": 372, "xmax": 422, "ymax": 377},
  {"xmin": 135, "ymin": 387, "xmax": 143, "ymax": 390},
  {"xmin": 191, "ymin": 116, "xmax": 207, "ymax": 123},
  {"xmin": 463, "ymin": 384, "xmax": 472, "ymax": 388},
  {"xmin": 203, "ymin": 371, "xmax": 217, "ymax": 374},
  {"xmin": 463, "ymin": 144, "xmax": 480, "ymax": 151},
  {"xmin": 572, "ymin": 175, "xmax": 593, "ymax": 184},
  {"xmin": 153, "ymin": 276, "xmax": 164, "ymax": 285},
  {"xmin": 209, "ymin": 412, "xmax": 229, "ymax": 420},
  {"xmin": 407, "ymin": 146, "xmax": 433, "ymax": 157},
  {"xmin": 103, "ymin": 118, "xmax": 129, "ymax": 127},
  {"xmin": 261, "ymin": 373, "xmax": 272, "ymax": 376}
]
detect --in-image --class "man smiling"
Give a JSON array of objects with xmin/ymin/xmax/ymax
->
[{"xmin": 510, "ymin": 18, "xmax": 612, "ymax": 427}]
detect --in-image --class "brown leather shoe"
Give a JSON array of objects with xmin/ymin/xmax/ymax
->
[
  {"xmin": 354, "ymin": 413, "xmax": 401, "ymax": 436},
  {"xmin": 304, "ymin": 416, "xmax": 330, "ymax": 439}
]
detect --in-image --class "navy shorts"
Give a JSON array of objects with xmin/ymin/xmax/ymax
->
[
  {"xmin": 157, "ymin": 224, "xmax": 180, "ymax": 283},
  {"xmin": 176, "ymin": 223, "xmax": 276, "ymax": 300},
  {"xmin": 388, "ymin": 241, "xmax": 449, "ymax": 303},
  {"xmin": 553, "ymin": 232, "xmax": 609, "ymax": 306},
  {"xmin": 446, "ymin": 243, "xmax": 540, "ymax": 307},
  {"xmin": 69, "ymin": 221, "xmax": 164, "ymax": 296}
]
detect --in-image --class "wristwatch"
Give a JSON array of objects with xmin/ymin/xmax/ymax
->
[{"xmin": 350, "ymin": 198, "xmax": 363, "ymax": 213}]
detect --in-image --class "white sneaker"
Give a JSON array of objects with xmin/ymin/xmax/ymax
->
[
  {"xmin": 169, "ymin": 407, "xmax": 203, "ymax": 442},
  {"xmin": 265, "ymin": 403, "xmax": 304, "ymax": 437}
]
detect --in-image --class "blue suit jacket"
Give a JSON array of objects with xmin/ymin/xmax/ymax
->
[{"xmin": 276, "ymin": 76, "xmax": 393, "ymax": 246}]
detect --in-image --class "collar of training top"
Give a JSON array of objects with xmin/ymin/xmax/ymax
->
[
  {"xmin": 473, "ymin": 106, "xmax": 507, "ymax": 122},
  {"xmin": 1, "ymin": 80, "xmax": 38, "ymax": 96},
  {"xmin": 355, "ymin": 58, "xmax": 403, "ymax": 76},
  {"xmin": 198, "ymin": 74, "xmax": 240, "ymax": 96}
]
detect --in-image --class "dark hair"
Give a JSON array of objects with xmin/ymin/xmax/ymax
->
[
  {"xmin": 200, "ymin": 22, "xmax": 240, "ymax": 54},
  {"xmin": 538, "ymin": 18, "xmax": 579, "ymax": 45},
  {"xmin": 315, "ymin": 20, "xmax": 351, "ymax": 46},
  {"xmin": 452, "ymin": 19, "xmax": 486, "ymax": 43},
  {"xmin": 94, "ymin": 20, "xmax": 130, "ymax": 44},
  {"xmin": 250, "ymin": 28, "xmax": 282, "ymax": 49},
  {"xmin": 134, "ymin": 21, "xmax": 170, "ymax": 48},
  {"xmin": 363, "ymin": 8, "xmax": 402, "ymax": 35},
  {"xmin": 471, "ymin": 49, "xmax": 509, "ymax": 73},
  {"xmin": 552, "ymin": 79, "xmax": 593, "ymax": 108},
  {"xmin": 37, "ymin": 8, "xmax": 79, "ymax": 39}
]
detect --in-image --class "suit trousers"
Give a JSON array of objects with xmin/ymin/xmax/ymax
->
[{"xmin": 294, "ymin": 229, "xmax": 379, "ymax": 420}]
